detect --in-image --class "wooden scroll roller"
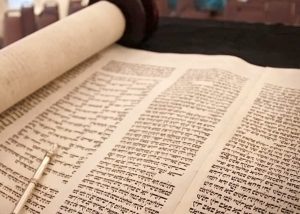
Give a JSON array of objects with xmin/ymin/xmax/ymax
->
[
  {"xmin": 0, "ymin": 0, "xmax": 159, "ymax": 114},
  {"xmin": 89, "ymin": 0, "xmax": 159, "ymax": 46}
]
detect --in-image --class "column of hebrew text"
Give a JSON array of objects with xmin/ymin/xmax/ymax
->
[
  {"xmin": 180, "ymin": 83, "xmax": 300, "ymax": 214},
  {"xmin": 57, "ymin": 68, "xmax": 249, "ymax": 214},
  {"xmin": 0, "ymin": 60, "xmax": 173, "ymax": 214}
]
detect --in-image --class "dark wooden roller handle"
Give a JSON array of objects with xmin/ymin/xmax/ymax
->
[{"xmin": 88, "ymin": 0, "xmax": 159, "ymax": 46}]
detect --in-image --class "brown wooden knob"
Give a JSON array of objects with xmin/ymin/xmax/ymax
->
[{"xmin": 88, "ymin": 0, "xmax": 158, "ymax": 46}]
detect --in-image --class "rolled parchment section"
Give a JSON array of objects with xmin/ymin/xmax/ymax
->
[{"xmin": 0, "ymin": 1, "xmax": 125, "ymax": 113}]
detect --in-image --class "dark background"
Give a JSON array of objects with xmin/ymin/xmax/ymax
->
[
  {"xmin": 156, "ymin": 0, "xmax": 300, "ymax": 26},
  {"xmin": 139, "ymin": 17, "xmax": 300, "ymax": 68},
  {"xmin": 138, "ymin": 0, "xmax": 300, "ymax": 69}
]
